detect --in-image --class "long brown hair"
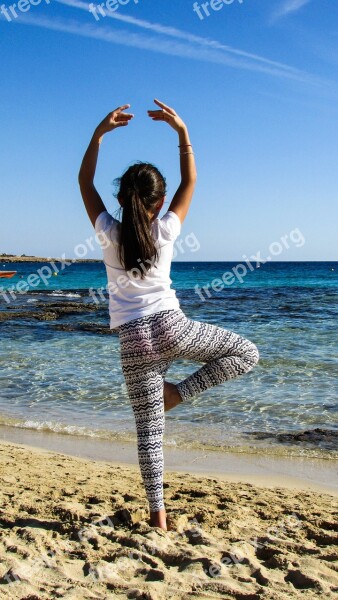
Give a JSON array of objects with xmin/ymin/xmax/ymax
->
[{"xmin": 113, "ymin": 162, "xmax": 167, "ymax": 278}]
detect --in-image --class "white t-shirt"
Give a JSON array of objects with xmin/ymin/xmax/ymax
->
[{"xmin": 94, "ymin": 209, "xmax": 182, "ymax": 329}]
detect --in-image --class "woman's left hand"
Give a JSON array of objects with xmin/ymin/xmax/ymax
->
[{"xmin": 95, "ymin": 104, "xmax": 134, "ymax": 136}]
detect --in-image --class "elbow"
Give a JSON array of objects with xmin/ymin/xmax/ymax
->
[
  {"xmin": 78, "ymin": 170, "xmax": 89, "ymax": 189},
  {"xmin": 78, "ymin": 169, "xmax": 85, "ymax": 185}
]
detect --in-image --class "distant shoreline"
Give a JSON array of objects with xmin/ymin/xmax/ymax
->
[
  {"xmin": 0, "ymin": 255, "xmax": 337, "ymax": 264},
  {"xmin": 0, "ymin": 255, "xmax": 102, "ymax": 264}
]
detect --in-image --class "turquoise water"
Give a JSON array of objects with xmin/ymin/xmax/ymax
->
[{"xmin": 0, "ymin": 261, "xmax": 337, "ymax": 458}]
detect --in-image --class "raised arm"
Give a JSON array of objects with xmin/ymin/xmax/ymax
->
[
  {"xmin": 78, "ymin": 104, "xmax": 134, "ymax": 228},
  {"xmin": 147, "ymin": 99, "xmax": 197, "ymax": 224}
]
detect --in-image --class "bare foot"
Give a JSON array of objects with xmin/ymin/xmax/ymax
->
[
  {"xmin": 150, "ymin": 508, "xmax": 167, "ymax": 530},
  {"xmin": 163, "ymin": 381, "xmax": 183, "ymax": 412}
]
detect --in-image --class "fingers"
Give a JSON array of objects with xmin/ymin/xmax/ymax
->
[
  {"xmin": 115, "ymin": 113, "xmax": 134, "ymax": 120},
  {"xmin": 110, "ymin": 104, "xmax": 133, "ymax": 122},
  {"xmin": 147, "ymin": 108, "xmax": 171, "ymax": 122},
  {"xmin": 153, "ymin": 98, "xmax": 176, "ymax": 115},
  {"xmin": 148, "ymin": 116, "xmax": 168, "ymax": 122},
  {"xmin": 147, "ymin": 110, "xmax": 166, "ymax": 115},
  {"xmin": 113, "ymin": 112, "xmax": 134, "ymax": 129},
  {"xmin": 114, "ymin": 104, "xmax": 131, "ymax": 114},
  {"xmin": 114, "ymin": 115, "xmax": 133, "ymax": 127},
  {"xmin": 112, "ymin": 107, "xmax": 134, "ymax": 128}
]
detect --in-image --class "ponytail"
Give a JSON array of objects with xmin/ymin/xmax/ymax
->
[{"xmin": 114, "ymin": 163, "xmax": 166, "ymax": 279}]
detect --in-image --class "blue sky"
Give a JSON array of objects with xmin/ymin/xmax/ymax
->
[{"xmin": 1, "ymin": 0, "xmax": 337, "ymax": 261}]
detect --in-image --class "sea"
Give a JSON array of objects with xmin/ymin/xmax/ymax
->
[{"xmin": 0, "ymin": 260, "xmax": 337, "ymax": 460}]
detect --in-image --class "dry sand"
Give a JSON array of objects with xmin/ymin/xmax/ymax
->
[{"xmin": 0, "ymin": 440, "xmax": 337, "ymax": 600}]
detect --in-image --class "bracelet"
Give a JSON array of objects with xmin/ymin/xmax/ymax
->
[{"xmin": 178, "ymin": 144, "xmax": 192, "ymax": 147}]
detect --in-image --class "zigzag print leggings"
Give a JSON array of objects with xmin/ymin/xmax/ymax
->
[{"xmin": 117, "ymin": 308, "xmax": 259, "ymax": 512}]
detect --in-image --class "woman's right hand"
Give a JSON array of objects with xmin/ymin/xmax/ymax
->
[
  {"xmin": 95, "ymin": 104, "xmax": 134, "ymax": 137},
  {"xmin": 147, "ymin": 99, "xmax": 187, "ymax": 133}
]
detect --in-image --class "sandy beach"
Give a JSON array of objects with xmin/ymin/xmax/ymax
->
[{"xmin": 0, "ymin": 440, "xmax": 337, "ymax": 599}]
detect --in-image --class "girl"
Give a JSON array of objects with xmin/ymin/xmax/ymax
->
[{"xmin": 78, "ymin": 99, "xmax": 259, "ymax": 531}]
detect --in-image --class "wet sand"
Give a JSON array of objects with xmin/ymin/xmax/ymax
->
[{"xmin": 1, "ymin": 425, "xmax": 337, "ymax": 496}]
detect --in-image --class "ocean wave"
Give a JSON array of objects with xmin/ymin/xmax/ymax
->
[
  {"xmin": 0, "ymin": 415, "xmax": 336, "ymax": 460},
  {"xmin": 0, "ymin": 416, "xmax": 124, "ymax": 441},
  {"xmin": 50, "ymin": 291, "xmax": 81, "ymax": 298}
]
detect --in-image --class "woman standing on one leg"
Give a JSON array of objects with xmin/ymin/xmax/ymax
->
[{"xmin": 78, "ymin": 99, "xmax": 260, "ymax": 531}]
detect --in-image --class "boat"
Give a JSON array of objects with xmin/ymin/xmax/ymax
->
[{"xmin": 0, "ymin": 271, "xmax": 17, "ymax": 279}]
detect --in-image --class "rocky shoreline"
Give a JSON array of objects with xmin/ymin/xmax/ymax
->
[
  {"xmin": 0, "ymin": 293, "xmax": 116, "ymax": 334},
  {"xmin": 0, "ymin": 255, "xmax": 101, "ymax": 263}
]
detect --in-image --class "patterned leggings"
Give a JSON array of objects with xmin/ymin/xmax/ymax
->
[{"xmin": 117, "ymin": 308, "xmax": 259, "ymax": 512}]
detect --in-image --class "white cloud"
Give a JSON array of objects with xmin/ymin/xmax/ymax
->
[
  {"xmin": 0, "ymin": 0, "xmax": 327, "ymax": 88},
  {"xmin": 271, "ymin": 0, "xmax": 312, "ymax": 23},
  {"xmin": 55, "ymin": 0, "xmax": 300, "ymax": 75}
]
